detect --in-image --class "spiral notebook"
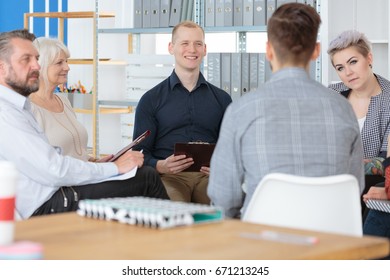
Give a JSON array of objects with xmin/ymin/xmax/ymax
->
[
  {"xmin": 365, "ymin": 199, "xmax": 390, "ymax": 213},
  {"xmin": 77, "ymin": 197, "xmax": 224, "ymax": 229}
]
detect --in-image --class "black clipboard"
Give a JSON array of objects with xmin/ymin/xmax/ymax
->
[
  {"xmin": 109, "ymin": 130, "xmax": 150, "ymax": 162},
  {"xmin": 174, "ymin": 142, "xmax": 216, "ymax": 172}
]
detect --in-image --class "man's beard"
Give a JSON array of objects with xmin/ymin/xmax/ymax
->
[{"xmin": 5, "ymin": 68, "xmax": 39, "ymax": 97}]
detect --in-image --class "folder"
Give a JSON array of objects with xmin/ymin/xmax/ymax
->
[
  {"xmin": 174, "ymin": 142, "xmax": 216, "ymax": 172},
  {"xmin": 241, "ymin": 52, "xmax": 250, "ymax": 95},
  {"xmin": 169, "ymin": 0, "xmax": 182, "ymax": 27},
  {"xmin": 181, "ymin": 0, "xmax": 188, "ymax": 21},
  {"xmin": 253, "ymin": 0, "xmax": 266, "ymax": 26},
  {"xmin": 186, "ymin": 0, "xmax": 194, "ymax": 21},
  {"xmin": 221, "ymin": 53, "xmax": 231, "ymax": 94},
  {"xmin": 205, "ymin": 0, "xmax": 215, "ymax": 27},
  {"xmin": 306, "ymin": 0, "xmax": 316, "ymax": 8},
  {"xmin": 249, "ymin": 53, "xmax": 259, "ymax": 91},
  {"xmin": 133, "ymin": 0, "xmax": 143, "ymax": 28},
  {"xmin": 276, "ymin": 0, "xmax": 297, "ymax": 8},
  {"xmin": 224, "ymin": 0, "xmax": 234, "ymax": 26},
  {"xmin": 258, "ymin": 53, "xmax": 267, "ymax": 84},
  {"xmin": 159, "ymin": 0, "xmax": 170, "ymax": 27},
  {"xmin": 230, "ymin": 53, "xmax": 242, "ymax": 101},
  {"xmin": 309, "ymin": 59, "xmax": 318, "ymax": 81},
  {"xmin": 266, "ymin": 0, "xmax": 276, "ymax": 24},
  {"xmin": 207, "ymin": 53, "xmax": 222, "ymax": 88},
  {"xmin": 243, "ymin": 0, "xmax": 254, "ymax": 26},
  {"xmin": 264, "ymin": 54, "xmax": 273, "ymax": 82},
  {"xmin": 215, "ymin": 0, "xmax": 225, "ymax": 26},
  {"xmin": 142, "ymin": 0, "xmax": 151, "ymax": 28},
  {"xmin": 233, "ymin": 0, "xmax": 243, "ymax": 26},
  {"xmin": 150, "ymin": 0, "xmax": 160, "ymax": 28},
  {"xmin": 109, "ymin": 130, "xmax": 151, "ymax": 162}
]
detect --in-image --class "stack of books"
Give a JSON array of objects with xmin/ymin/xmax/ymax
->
[{"xmin": 77, "ymin": 197, "xmax": 224, "ymax": 229}]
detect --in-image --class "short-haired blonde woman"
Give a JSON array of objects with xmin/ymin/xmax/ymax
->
[{"xmin": 328, "ymin": 30, "xmax": 390, "ymax": 160}]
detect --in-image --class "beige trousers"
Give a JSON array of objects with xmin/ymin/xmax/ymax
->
[{"xmin": 161, "ymin": 172, "xmax": 210, "ymax": 204}]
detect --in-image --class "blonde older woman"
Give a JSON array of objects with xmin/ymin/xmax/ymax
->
[{"xmin": 29, "ymin": 37, "xmax": 110, "ymax": 162}]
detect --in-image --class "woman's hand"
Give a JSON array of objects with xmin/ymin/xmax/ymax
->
[{"xmin": 363, "ymin": 186, "xmax": 388, "ymax": 202}]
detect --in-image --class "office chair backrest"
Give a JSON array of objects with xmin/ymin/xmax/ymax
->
[{"xmin": 242, "ymin": 173, "xmax": 363, "ymax": 236}]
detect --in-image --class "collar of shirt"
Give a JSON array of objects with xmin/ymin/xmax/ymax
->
[
  {"xmin": 0, "ymin": 84, "xmax": 28, "ymax": 110},
  {"xmin": 269, "ymin": 67, "xmax": 311, "ymax": 83},
  {"xmin": 334, "ymin": 73, "xmax": 386, "ymax": 99},
  {"xmin": 168, "ymin": 70, "xmax": 209, "ymax": 92}
]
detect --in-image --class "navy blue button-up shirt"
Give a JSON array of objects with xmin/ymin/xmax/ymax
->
[{"xmin": 133, "ymin": 70, "xmax": 232, "ymax": 168}]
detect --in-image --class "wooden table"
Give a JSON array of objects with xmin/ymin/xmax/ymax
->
[{"xmin": 15, "ymin": 213, "xmax": 389, "ymax": 260}]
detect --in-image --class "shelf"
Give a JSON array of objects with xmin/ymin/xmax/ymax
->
[
  {"xmin": 24, "ymin": 11, "xmax": 115, "ymax": 42},
  {"xmin": 98, "ymin": 25, "xmax": 267, "ymax": 35},
  {"xmin": 370, "ymin": 40, "xmax": 389, "ymax": 44},
  {"xmin": 204, "ymin": 26, "xmax": 267, "ymax": 33},
  {"xmin": 74, "ymin": 107, "xmax": 133, "ymax": 114},
  {"xmin": 68, "ymin": 59, "xmax": 127, "ymax": 65},
  {"xmin": 24, "ymin": 11, "xmax": 115, "ymax": 19},
  {"xmin": 99, "ymin": 27, "xmax": 173, "ymax": 34},
  {"xmin": 99, "ymin": 100, "xmax": 138, "ymax": 107},
  {"xmin": 73, "ymin": 100, "xmax": 138, "ymax": 114}
]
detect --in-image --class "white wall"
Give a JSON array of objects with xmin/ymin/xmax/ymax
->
[{"xmin": 321, "ymin": 0, "xmax": 389, "ymax": 85}]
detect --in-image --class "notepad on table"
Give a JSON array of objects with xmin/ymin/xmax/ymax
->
[
  {"xmin": 365, "ymin": 199, "xmax": 390, "ymax": 213},
  {"xmin": 77, "ymin": 197, "xmax": 224, "ymax": 229}
]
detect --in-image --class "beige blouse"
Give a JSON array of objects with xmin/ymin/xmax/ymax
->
[{"xmin": 30, "ymin": 94, "xmax": 89, "ymax": 161}]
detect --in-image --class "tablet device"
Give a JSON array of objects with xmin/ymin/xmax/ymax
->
[
  {"xmin": 109, "ymin": 130, "xmax": 150, "ymax": 162},
  {"xmin": 174, "ymin": 142, "xmax": 216, "ymax": 172}
]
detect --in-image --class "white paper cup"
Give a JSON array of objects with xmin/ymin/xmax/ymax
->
[{"xmin": 0, "ymin": 161, "xmax": 18, "ymax": 246}]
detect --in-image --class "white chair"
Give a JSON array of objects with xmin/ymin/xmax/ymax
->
[{"xmin": 242, "ymin": 173, "xmax": 363, "ymax": 236}]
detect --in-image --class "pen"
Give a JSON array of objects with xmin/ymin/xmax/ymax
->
[{"xmin": 240, "ymin": 230, "xmax": 319, "ymax": 246}]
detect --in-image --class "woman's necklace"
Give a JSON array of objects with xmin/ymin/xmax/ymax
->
[{"xmin": 50, "ymin": 95, "xmax": 83, "ymax": 156}]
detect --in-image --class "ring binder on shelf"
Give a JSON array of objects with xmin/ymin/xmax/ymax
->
[{"xmin": 77, "ymin": 197, "xmax": 224, "ymax": 229}]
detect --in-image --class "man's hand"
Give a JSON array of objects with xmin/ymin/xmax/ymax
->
[
  {"xmin": 200, "ymin": 166, "xmax": 210, "ymax": 175},
  {"xmin": 114, "ymin": 150, "xmax": 144, "ymax": 174},
  {"xmin": 156, "ymin": 154, "xmax": 194, "ymax": 174}
]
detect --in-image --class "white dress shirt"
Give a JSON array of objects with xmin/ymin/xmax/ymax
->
[{"xmin": 0, "ymin": 85, "xmax": 118, "ymax": 219}]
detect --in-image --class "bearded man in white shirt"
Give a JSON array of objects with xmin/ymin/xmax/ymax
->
[{"xmin": 0, "ymin": 29, "xmax": 169, "ymax": 219}]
